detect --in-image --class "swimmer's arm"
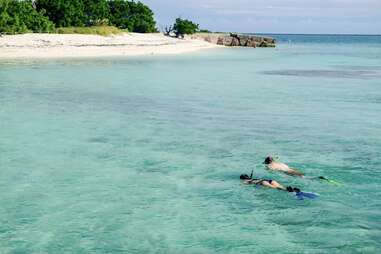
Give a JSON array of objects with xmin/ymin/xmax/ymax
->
[{"xmin": 287, "ymin": 168, "xmax": 305, "ymax": 177}]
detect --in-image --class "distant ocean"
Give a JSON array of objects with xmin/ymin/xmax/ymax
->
[
  {"xmin": 260, "ymin": 33, "xmax": 381, "ymax": 44},
  {"xmin": 1, "ymin": 34, "xmax": 380, "ymax": 253}
]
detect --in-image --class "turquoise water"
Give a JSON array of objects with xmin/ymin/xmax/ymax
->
[{"xmin": 1, "ymin": 35, "xmax": 381, "ymax": 253}]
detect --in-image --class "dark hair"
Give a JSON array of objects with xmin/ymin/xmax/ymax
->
[
  {"xmin": 286, "ymin": 186, "xmax": 301, "ymax": 193},
  {"xmin": 240, "ymin": 174, "xmax": 250, "ymax": 180},
  {"xmin": 293, "ymin": 187, "xmax": 301, "ymax": 193},
  {"xmin": 264, "ymin": 156, "xmax": 273, "ymax": 165}
]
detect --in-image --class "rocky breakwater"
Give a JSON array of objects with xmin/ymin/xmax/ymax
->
[{"xmin": 190, "ymin": 33, "xmax": 276, "ymax": 48}]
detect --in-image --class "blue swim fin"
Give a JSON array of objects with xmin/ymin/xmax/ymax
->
[{"xmin": 295, "ymin": 191, "xmax": 319, "ymax": 200}]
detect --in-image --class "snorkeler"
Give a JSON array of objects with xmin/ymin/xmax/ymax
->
[
  {"xmin": 263, "ymin": 156, "xmax": 305, "ymax": 177},
  {"xmin": 240, "ymin": 174, "xmax": 287, "ymax": 191},
  {"xmin": 240, "ymin": 172, "xmax": 318, "ymax": 199}
]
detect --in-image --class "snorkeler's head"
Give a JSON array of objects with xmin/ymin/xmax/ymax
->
[
  {"xmin": 293, "ymin": 187, "xmax": 301, "ymax": 193},
  {"xmin": 263, "ymin": 156, "xmax": 273, "ymax": 164},
  {"xmin": 286, "ymin": 186, "xmax": 301, "ymax": 193},
  {"xmin": 240, "ymin": 174, "xmax": 250, "ymax": 180}
]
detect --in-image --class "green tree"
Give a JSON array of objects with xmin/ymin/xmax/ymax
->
[
  {"xmin": 107, "ymin": 0, "xmax": 130, "ymax": 29},
  {"xmin": 127, "ymin": 1, "xmax": 156, "ymax": 33},
  {"xmin": 0, "ymin": 0, "xmax": 14, "ymax": 33},
  {"xmin": 1, "ymin": 0, "xmax": 157, "ymax": 34},
  {"xmin": 199, "ymin": 29, "xmax": 211, "ymax": 33},
  {"xmin": 173, "ymin": 18, "xmax": 199, "ymax": 38},
  {"xmin": 83, "ymin": 0, "xmax": 110, "ymax": 26},
  {"xmin": 0, "ymin": 0, "xmax": 54, "ymax": 34},
  {"xmin": 35, "ymin": 0, "xmax": 85, "ymax": 27},
  {"xmin": 108, "ymin": 0, "xmax": 156, "ymax": 33}
]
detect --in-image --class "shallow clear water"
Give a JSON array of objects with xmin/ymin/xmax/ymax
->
[{"xmin": 1, "ymin": 35, "xmax": 381, "ymax": 253}]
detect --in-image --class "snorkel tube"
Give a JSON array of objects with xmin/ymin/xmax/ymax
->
[{"xmin": 317, "ymin": 176, "xmax": 341, "ymax": 186}]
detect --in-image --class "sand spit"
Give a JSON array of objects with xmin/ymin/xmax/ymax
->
[{"xmin": 0, "ymin": 33, "xmax": 220, "ymax": 59}]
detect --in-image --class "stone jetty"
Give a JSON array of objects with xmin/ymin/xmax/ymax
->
[{"xmin": 189, "ymin": 33, "xmax": 276, "ymax": 48}]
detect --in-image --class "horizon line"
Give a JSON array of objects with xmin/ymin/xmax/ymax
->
[
  {"xmin": 237, "ymin": 32, "xmax": 381, "ymax": 36},
  {"xmin": 207, "ymin": 30, "xmax": 381, "ymax": 36}
]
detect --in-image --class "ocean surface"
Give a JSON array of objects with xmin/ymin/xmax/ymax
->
[{"xmin": 1, "ymin": 35, "xmax": 381, "ymax": 253}]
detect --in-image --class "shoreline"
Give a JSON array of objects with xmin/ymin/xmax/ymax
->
[{"xmin": 0, "ymin": 33, "xmax": 220, "ymax": 59}]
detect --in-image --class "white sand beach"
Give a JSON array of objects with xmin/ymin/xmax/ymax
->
[{"xmin": 0, "ymin": 33, "xmax": 219, "ymax": 59}]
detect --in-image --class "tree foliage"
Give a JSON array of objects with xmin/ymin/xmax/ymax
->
[
  {"xmin": 108, "ymin": 0, "xmax": 129, "ymax": 29},
  {"xmin": 0, "ymin": 0, "xmax": 54, "ymax": 34},
  {"xmin": 173, "ymin": 18, "xmax": 199, "ymax": 37},
  {"xmin": 37, "ymin": 0, "xmax": 110, "ymax": 27},
  {"xmin": 83, "ymin": 0, "xmax": 110, "ymax": 26},
  {"xmin": 108, "ymin": 0, "xmax": 156, "ymax": 32},
  {"xmin": 0, "ymin": 0, "xmax": 157, "ymax": 34},
  {"xmin": 34, "ymin": 0, "xmax": 156, "ymax": 32},
  {"xmin": 35, "ymin": 0, "xmax": 86, "ymax": 27}
]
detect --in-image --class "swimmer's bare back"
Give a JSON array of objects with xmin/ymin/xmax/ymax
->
[
  {"xmin": 266, "ymin": 162, "xmax": 304, "ymax": 177},
  {"xmin": 243, "ymin": 179, "xmax": 286, "ymax": 190},
  {"xmin": 285, "ymin": 168, "xmax": 304, "ymax": 177}
]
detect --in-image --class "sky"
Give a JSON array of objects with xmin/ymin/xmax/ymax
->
[{"xmin": 142, "ymin": 0, "xmax": 381, "ymax": 34}]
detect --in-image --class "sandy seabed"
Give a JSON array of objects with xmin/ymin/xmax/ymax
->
[{"xmin": 0, "ymin": 33, "xmax": 219, "ymax": 59}]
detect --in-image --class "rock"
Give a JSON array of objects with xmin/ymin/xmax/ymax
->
[
  {"xmin": 245, "ymin": 39, "xmax": 256, "ymax": 48},
  {"xmin": 189, "ymin": 33, "xmax": 275, "ymax": 48},
  {"xmin": 217, "ymin": 37, "xmax": 224, "ymax": 45},
  {"xmin": 258, "ymin": 41, "xmax": 276, "ymax": 47},
  {"xmin": 204, "ymin": 36, "xmax": 219, "ymax": 44},
  {"xmin": 264, "ymin": 37, "xmax": 276, "ymax": 43},
  {"xmin": 222, "ymin": 37, "xmax": 233, "ymax": 46},
  {"xmin": 239, "ymin": 37, "xmax": 249, "ymax": 46},
  {"xmin": 252, "ymin": 36, "xmax": 263, "ymax": 42},
  {"xmin": 230, "ymin": 37, "xmax": 240, "ymax": 46},
  {"xmin": 258, "ymin": 41, "xmax": 268, "ymax": 47},
  {"xmin": 204, "ymin": 36, "xmax": 211, "ymax": 43}
]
